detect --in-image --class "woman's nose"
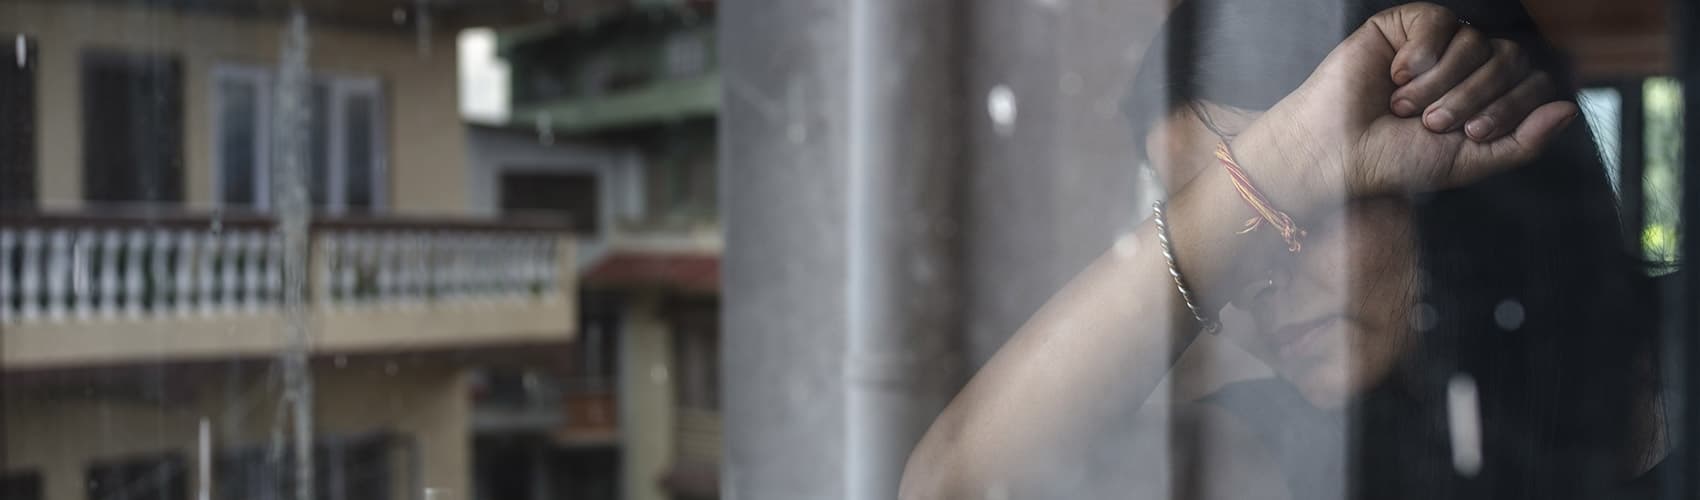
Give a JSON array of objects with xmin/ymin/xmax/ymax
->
[{"xmin": 1230, "ymin": 265, "xmax": 1290, "ymax": 309}]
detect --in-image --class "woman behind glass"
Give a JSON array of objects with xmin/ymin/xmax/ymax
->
[{"xmin": 902, "ymin": 0, "xmax": 1664, "ymax": 499}]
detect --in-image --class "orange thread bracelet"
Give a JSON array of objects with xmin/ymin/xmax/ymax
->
[{"xmin": 1216, "ymin": 142, "xmax": 1306, "ymax": 253}]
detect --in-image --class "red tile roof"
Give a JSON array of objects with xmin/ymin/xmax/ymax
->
[{"xmin": 581, "ymin": 251, "xmax": 719, "ymax": 294}]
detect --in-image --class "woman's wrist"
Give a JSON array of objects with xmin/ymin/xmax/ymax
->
[
  {"xmin": 1232, "ymin": 97, "xmax": 1350, "ymax": 223},
  {"xmin": 1163, "ymin": 162, "xmax": 1293, "ymax": 312}
]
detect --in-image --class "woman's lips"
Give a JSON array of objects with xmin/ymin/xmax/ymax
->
[{"xmin": 1271, "ymin": 315, "xmax": 1341, "ymax": 360}]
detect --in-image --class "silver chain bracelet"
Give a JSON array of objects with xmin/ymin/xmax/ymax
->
[{"xmin": 1152, "ymin": 201, "xmax": 1221, "ymax": 334}]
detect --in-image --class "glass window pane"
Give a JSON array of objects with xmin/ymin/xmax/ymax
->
[
  {"xmin": 1580, "ymin": 87, "xmax": 1623, "ymax": 193},
  {"xmin": 343, "ymin": 93, "xmax": 375, "ymax": 212},
  {"xmin": 217, "ymin": 77, "xmax": 258, "ymax": 207},
  {"xmin": 309, "ymin": 81, "xmax": 330, "ymax": 208},
  {"xmin": 1645, "ymin": 77, "xmax": 1685, "ymax": 262}
]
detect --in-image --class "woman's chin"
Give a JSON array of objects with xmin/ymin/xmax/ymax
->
[{"xmin": 1284, "ymin": 357, "xmax": 1353, "ymax": 410}]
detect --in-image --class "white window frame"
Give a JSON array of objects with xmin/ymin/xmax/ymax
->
[
  {"xmin": 211, "ymin": 65, "xmax": 273, "ymax": 209},
  {"xmin": 211, "ymin": 64, "xmax": 388, "ymax": 214}
]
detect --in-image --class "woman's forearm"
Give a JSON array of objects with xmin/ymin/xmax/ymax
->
[{"xmin": 900, "ymin": 120, "xmax": 1305, "ymax": 498}]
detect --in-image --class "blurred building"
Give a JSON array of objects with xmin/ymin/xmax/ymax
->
[
  {"xmin": 0, "ymin": 2, "xmax": 585, "ymax": 500},
  {"xmin": 463, "ymin": 2, "xmax": 720, "ymax": 500}
]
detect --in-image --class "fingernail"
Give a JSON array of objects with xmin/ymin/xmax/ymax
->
[
  {"xmin": 1393, "ymin": 69, "xmax": 1412, "ymax": 85},
  {"xmin": 1426, "ymin": 108, "xmax": 1457, "ymax": 132},
  {"xmin": 1393, "ymin": 98, "xmax": 1417, "ymax": 116},
  {"xmin": 1465, "ymin": 116, "xmax": 1495, "ymax": 140}
]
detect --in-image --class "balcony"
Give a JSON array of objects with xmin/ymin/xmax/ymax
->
[{"xmin": 0, "ymin": 211, "xmax": 577, "ymax": 370}]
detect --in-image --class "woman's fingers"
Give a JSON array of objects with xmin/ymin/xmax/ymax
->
[
  {"xmin": 1379, "ymin": 2, "xmax": 1464, "ymax": 86},
  {"xmin": 1389, "ymin": 26, "xmax": 1494, "ymax": 126},
  {"xmin": 1426, "ymin": 39, "xmax": 1534, "ymax": 139},
  {"xmin": 1453, "ymin": 100, "xmax": 1579, "ymax": 182},
  {"xmin": 1461, "ymin": 71, "xmax": 1558, "ymax": 142}
]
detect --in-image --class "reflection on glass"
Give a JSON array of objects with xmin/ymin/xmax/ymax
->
[{"xmin": 1645, "ymin": 77, "xmax": 1685, "ymax": 263}]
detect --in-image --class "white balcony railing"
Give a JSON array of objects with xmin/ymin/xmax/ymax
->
[
  {"xmin": 0, "ymin": 214, "xmax": 564, "ymax": 323},
  {"xmin": 0, "ymin": 211, "xmax": 577, "ymax": 368}
]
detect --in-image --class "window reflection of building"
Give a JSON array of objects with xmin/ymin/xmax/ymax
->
[{"xmin": 0, "ymin": 4, "xmax": 581, "ymax": 500}]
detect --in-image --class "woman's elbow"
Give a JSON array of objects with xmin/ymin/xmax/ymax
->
[{"xmin": 900, "ymin": 426, "xmax": 978, "ymax": 500}]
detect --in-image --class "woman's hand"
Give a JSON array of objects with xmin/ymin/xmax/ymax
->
[{"xmin": 1257, "ymin": 2, "xmax": 1578, "ymax": 216}]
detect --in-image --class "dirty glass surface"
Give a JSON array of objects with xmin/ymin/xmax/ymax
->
[{"xmin": 0, "ymin": 1, "xmax": 1694, "ymax": 500}]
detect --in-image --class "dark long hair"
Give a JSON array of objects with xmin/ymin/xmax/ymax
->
[{"xmin": 1124, "ymin": 1, "xmax": 1662, "ymax": 499}]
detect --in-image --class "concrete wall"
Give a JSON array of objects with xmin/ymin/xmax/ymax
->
[
  {"xmin": 0, "ymin": 1, "xmax": 468, "ymax": 215},
  {"xmin": 618, "ymin": 292, "xmax": 675, "ymax": 500},
  {"xmin": 3, "ymin": 358, "xmax": 472, "ymax": 500}
]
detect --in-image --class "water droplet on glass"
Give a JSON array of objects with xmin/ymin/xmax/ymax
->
[
  {"xmin": 334, "ymin": 355, "xmax": 347, "ymax": 368},
  {"xmin": 1493, "ymin": 299, "xmax": 1524, "ymax": 331},
  {"xmin": 1112, "ymin": 232, "xmax": 1141, "ymax": 259},
  {"xmin": 786, "ymin": 122, "xmax": 807, "ymax": 143},
  {"xmin": 385, "ymin": 361, "xmax": 399, "ymax": 375},
  {"xmin": 1446, "ymin": 373, "xmax": 1483, "ymax": 476},
  {"xmin": 986, "ymin": 85, "xmax": 1017, "ymax": 137},
  {"xmin": 14, "ymin": 35, "xmax": 24, "ymax": 68},
  {"xmin": 985, "ymin": 483, "xmax": 1010, "ymax": 500},
  {"xmin": 544, "ymin": 0, "xmax": 561, "ymax": 14},
  {"xmin": 392, "ymin": 7, "xmax": 408, "ymax": 24},
  {"xmin": 650, "ymin": 364, "xmax": 669, "ymax": 384},
  {"xmin": 1413, "ymin": 302, "xmax": 1438, "ymax": 331},
  {"xmin": 535, "ymin": 115, "xmax": 555, "ymax": 145},
  {"xmin": 1059, "ymin": 72, "xmax": 1083, "ymax": 95}
]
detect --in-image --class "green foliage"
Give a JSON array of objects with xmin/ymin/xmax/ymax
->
[{"xmin": 1643, "ymin": 77, "xmax": 1686, "ymax": 263}]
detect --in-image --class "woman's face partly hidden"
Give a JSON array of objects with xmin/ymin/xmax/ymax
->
[{"xmin": 1144, "ymin": 101, "xmax": 1421, "ymax": 409}]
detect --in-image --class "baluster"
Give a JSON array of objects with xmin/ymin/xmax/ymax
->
[
  {"xmin": 517, "ymin": 236, "xmax": 537, "ymax": 296},
  {"xmin": 175, "ymin": 231, "xmax": 196, "ymax": 316},
  {"xmin": 243, "ymin": 232, "xmax": 263, "ymax": 312},
  {"xmin": 198, "ymin": 233, "xmax": 219, "ymax": 315},
  {"xmin": 151, "ymin": 230, "xmax": 174, "ymax": 313},
  {"xmin": 46, "ymin": 229, "xmax": 71, "ymax": 321},
  {"xmin": 98, "ymin": 230, "xmax": 121, "ymax": 318},
  {"xmin": 422, "ymin": 233, "xmax": 441, "ymax": 301},
  {"xmin": 19, "ymin": 229, "xmax": 41, "ymax": 321},
  {"xmin": 0, "ymin": 229, "xmax": 14, "ymax": 323},
  {"xmin": 433, "ymin": 232, "xmax": 451, "ymax": 300},
  {"xmin": 392, "ymin": 232, "xmax": 415, "ymax": 304},
  {"xmin": 547, "ymin": 237, "xmax": 563, "ymax": 293},
  {"xmin": 529, "ymin": 235, "xmax": 548, "ymax": 295},
  {"xmin": 266, "ymin": 232, "xmax": 283, "ymax": 307},
  {"xmin": 530, "ymin": 236, "xmax": 550, "ymax": 294},
  {"xmin": 336, "ymin": 233, "xmax": 358, "ymax": 306},
  {"xmin": 493, "ymin": 235, "xmax": 511, "ymax": 296},
  {"xmin": 412, "ymin": 232, "xmax": 431, "ymax": 301},
  {"xmin": 377, "ymin": 232, "xmax": 399, "ymax": 305},
  {"xmin": 472, "ymin": 234, "xmax": 491, "ymax": 299},
  {"xmin": 220, "ymin": 232, "xmax": 241, "ymax": 313},
  {"xmin": 124, "ymin": 230, "xmax": 146, "ymax": 318},
  {"xmin": 452, "ymin": 234, "xmax": 471, "ymax": 299},
  {"xmin": 70, "ymin": 229, "xmax": 96, "ymax": 319},
  {"xmin": 503, "ymin": 235, "xmax": 523, "ymax": 297},
  {"xmin": 314, "ymin": 233, "xmax": 334, "ymax": 307}
]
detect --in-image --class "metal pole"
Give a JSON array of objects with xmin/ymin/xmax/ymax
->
[
  {"xmin": 1620, "ymin": 80, "xmax": 1647, "ymax": 249},
  {"xmin": 843, "ymin": 0, "xmax": 962, "ymax": 499},
  {"xmin": 722, "ymin": 0, "xmax": 963, "ymax": 498},
  {"xmin": 1665, "ymin": 0, "xmax": 1699, "ymax": 497}
]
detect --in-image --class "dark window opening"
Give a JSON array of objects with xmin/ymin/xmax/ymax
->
[
  {"xmin": 499, "ymin": 171, "xmax": 599, "ymax": 235},
  {"xmin": 0, "ymin": 34, "xmax": 36, "ymax": 210},
  {"xmin": 215, "ymin": 434, "xmax": 395, "ymax": 500},
  {"xmin": 84, "ymin": 452, "xmax": 187, "ymax": 500},
  {"xmin": 1, "ymin": 471, "xmax": 43, "ymax": 500},
  {"xmin": 81, "ymin": 50, "xmax": 183, "ymax": 205}
]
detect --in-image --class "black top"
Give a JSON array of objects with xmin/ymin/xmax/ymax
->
[{"xmin": 1203, "ymin": 378, "xmax": 1663, "ymax": 500}]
